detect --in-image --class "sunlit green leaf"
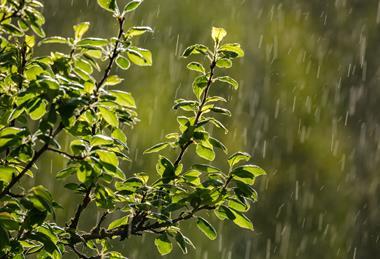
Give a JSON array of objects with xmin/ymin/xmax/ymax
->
[
  {"xmin": 228, "ymin": 152, "xmax": 251, "ymax": 167},
  {"xmin": 216, "ymin": 76, "xmax": 239, "ymax": 90},
  {"xmin": 99, "ymin": 107, "xmax": 119, "ymax": 127},
  {"xmin": 216, "ymin": 58, "xmax": 232, "ymax": 68},
  {"xmin": 212, "ymin": 27, "xmax": 227, "ymax": 43},
  {"xmin": 144, "ymin": 142, "xmax": 169, "ymax": 154},
  {"xmin": 195, "ymin": 143, "xmax": 215, "ymax": 161},
  {"xmin": 230, "ymin": 208, "xmax": 254, "ymax": 230},
  {"xmin": 96, "ymin": 149, "xmax": 119, "ymax": 167},
  {"xmin": 192, "ymin": 75, "xmax": 209, "ymax": 100},
  {"xmin": 73, "ymin": 22, "xmax": 90, "ymax": 40},
  {"xmin": 124, "ymin": 0, "xmax": 143, "ymax": 13},
  {"xmin": 104, "ymin": 75, "xmax": 123, "ymax": 86},
  {"xmin": 182, "ymin": 44, "xmax": 209, "ymax": 57},
  {"xmin": 187, "ymin": 62, "xmax": 205, "ymax": 73},
  {"xmin": 40, "ymin": 36, "xmax": 68, "ymax": 45},
  {"xmin": 126, "ymin": 47, "xmax": 152, "ymax": 66},
  {"xmin": 196, "ymin": 217, "xmax": 217, "ymax": 240},
  {"xmin": 116, "ymin": 55, "xmax": 131, "ymax": 70},
  {"xmin": 125, "ymin": 26, "xmax": 153, "ymax": 37},
  {"xmin": 77, "ymin": 37, "xmax": 108, "ymax": 47},
  {"xmin": 109, "ymin": 90, "xmax": 136, "ymax": 108},
  {"xmin": 108, "ymin": 215, "xmax": 129, "ymax": 230},
  {"xmin": 97, "ymin": 0, "xmax": 117, "ymax": 12},
  {"xmin": 219, "ymin": 43, "xmax": 244, "ymax": 58}
]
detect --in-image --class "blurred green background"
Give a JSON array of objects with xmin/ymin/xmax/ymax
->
[{"xmin": 30, "ymin": 0, "xmax": 380, "ymax": 258}]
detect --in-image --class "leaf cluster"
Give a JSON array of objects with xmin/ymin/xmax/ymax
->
[{"xmin": 0, "ymin": 1, "xmax": 265, "ymax": 258}]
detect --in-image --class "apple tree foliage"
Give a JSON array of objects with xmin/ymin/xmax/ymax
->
[{"xmin": 0, "ymin": 0, "xmax": 265, "ymax": 258}]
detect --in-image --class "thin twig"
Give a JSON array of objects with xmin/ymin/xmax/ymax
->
[{"xmin": 47, "ymin": 147, "xmax": 82, "ymax": 160}]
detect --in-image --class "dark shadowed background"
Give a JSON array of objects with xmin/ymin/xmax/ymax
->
[{"xmin": 29, "ymin": 0, "xmax": 380, "ymax": 258}]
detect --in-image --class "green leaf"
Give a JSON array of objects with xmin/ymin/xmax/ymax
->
[
  {"xmin": 144, "ymin": 142, "xmax": 169, "ymax": 154},
  {"xmin": 214, "ymin": 205, "xmax": 236, "ymax": 221},
  {"xmin": 182, "ymin": 44, "xmax": 209, "ymax": 57},
  {"xmin": 108, "ymin": 215, "xmax": 129, "ymax": 230},
  {"xmin": 73, "ymin": 22, "xmax": 90, "ymax": 40},
  {"xmin": 175, "ymin": 231, "xmax": 188, "ymax": 254},
  {"xmin": 192, "ymin": 164, "xmax": 221, "ymax": 173},
  {"xmin": 56, "ymin": 167, "xmax": 77, "ymax": 179},
  {"xmin": 192, "ymin": 75, "xmax": 209, "ymax": 100},
  {"xmin": 126, "ymin": 47, "xmax": 152, "ymax": 66},
  {"xmin": 219, "ymin": 43, "xmax": 245, "ymax": 58},
  {"xmin": 195, "ymin": 143, "xmax": 215, "ymax": 161},
  {"xmin": 173, "ymin": 99, "xmax": 198, "ymax": 111},
  {"xmin": 212, "ymin": 27, "xmax": 227, "ymax": 43},
  {"xmin": 99, "ymin": 107, "xmax": 119, "ymax": 127},
  {"xmin": 0, "ymin": 127, "xmax": 26, "ymax": 151},
  {"xmin": 28, "ymin": 99, "xmax": 47, "ymax": 120},
  {"xmin": 209, "ymin": 137, "xmax": 228, "ymax": 153},
  {"xmin": 125, "ymin": 26, "xmax": 153, "ymax": 37},
  {"xmin": 85, "ymin": 49, "xmax": 102, "ymax": 59},
  {"xmin": 233, "ymin": 165, "xmax": 266, "ymax": 178},
  {"xmin": 155, "ymin": 233, "xmax": 173, "ymax": 255},
  {"xmin": 124, "ymin": 0, "xmax": 143, "ymax": 13},
  {"xmin": 96, "ymin": 150, "xmax": 119, "ymax": 167},
  {"xmin": 216, "ymin": 58, "xmax": 232, "ymax": 68},
  {"xmin": 40, "ymin": 36, "xmax": 68, "ymax": 45},
  {"xmin": 31, "ymin": 24, "xmax": 46, "ymax": 38},
  {"xmin": 228, "ymin": 152, "xmax": 251, "ymax": 167},
  {"xmin": 216, "ymin": 76, "xmax": 238, "ymax": 90},
  {"xmin": 116, "ymin": 55, "xmax": 131, "ymax": 70},
  {"xmin": 109, "ymin": 90, "xmax": 136, "ymax": 108},
  {"xmin": 97, "ymin": 0, "xmax": 117, "ymax": 12},
  {"xmin": 187, "ymin": 62, "xmax": 205, "ymax": 73},
  {"xmin": 230, "ymin": 208, "xmax": 254, "ymax": 230},
  {"xmin": 196, "ymin": 217, "xmax": 217, "ymax": 240},
  {"xmin": 2, "ymin": 24, "xmax": 23, "ymax": 36},
  {"xmin": 210, "ymin": 107, "xmax": 231, "ymax": 116},
  {"xmin": 228, "ymin": 198, "xmax": 249, "ymax": 212},
  {"xmin": 156, "ymin": 156, "xmax": 175, "ymax": 183},
  {"xmin": 112, "ymin": 128, "xmax": 127, "ymax": 143},
  {"xmin": 206, "ymin": 118, "xmax": 228, "ymax": 133},
  {"xmin": 77, "ymin": 37, "xmax": 108, "ymax": 47},
  {"xmin": 29, "ymin": 186, "xmax": 54, "ymax": 212},
  {"xmin": 90, "ymin": 135, "xmax": 114, "ymax": 147},
  {"xmin": 104, "ymin": 75, "xmax": 123, "ymax": 86},
  {"xmin": 0, "ymin": 166, "xmax": 16, "ymax": 183}
]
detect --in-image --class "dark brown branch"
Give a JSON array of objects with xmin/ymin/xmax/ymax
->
[
  {"xmin": 66, "ymin": 205, "xmax": 216, "ymax": 246},
  {"xmin": 47, "ymin": 147, "xmax": 82, "ymax": 160},
  {"xmin": 68, "ymin": 186, "xmax": 93, "ymax": 230},
  {"xmin": 90, "ymin": 211, "xmax": 109, "ymax": 235}
]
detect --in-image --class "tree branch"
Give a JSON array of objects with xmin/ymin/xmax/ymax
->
[
  {"xmin": 68, "ymin": 186, "xmax": 93, "ymax": 230},
  {"xmin": 47, "ymin": 147, "xmax": 82, "ymax": 160},
  {"xmin": 173, "ymin": 56, "xmax": 217, "ymax": 168}
]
